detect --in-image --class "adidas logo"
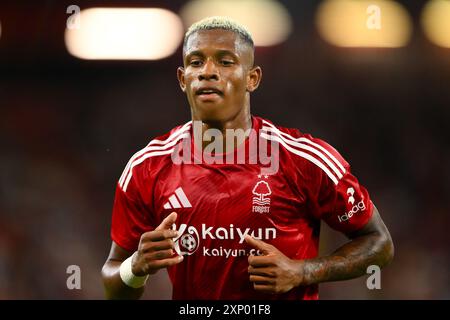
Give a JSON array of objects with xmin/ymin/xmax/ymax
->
[{"xmin": 163, "ymin": 187, "xmax": 192, "ymax": 209}]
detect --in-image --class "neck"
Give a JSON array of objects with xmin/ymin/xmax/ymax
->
[{"xmin": 192, "ymin": 99, "xmax": 252, "ymax": 152}]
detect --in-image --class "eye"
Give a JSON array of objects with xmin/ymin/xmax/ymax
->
[
  {"xmin": 190, "ymin": 60, "xmax": 203, "ymax": 67},
  {"xmin": 221, "ymin": 60, "xmax": 234, "ymax": 66}
]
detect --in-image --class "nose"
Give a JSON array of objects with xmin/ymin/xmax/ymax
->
[{"xmin": 198, "ymin": 59, "xmax": 219, "ymax": 81}]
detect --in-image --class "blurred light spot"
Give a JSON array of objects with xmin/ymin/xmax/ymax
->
[
  {"xmin": 422, "ymin": 0, "xmax": 450, "ymax": 48},
  {"xmin": 316, "ymin": 0, "xmax": 412, "ymax": 48},
  {"xmin": 180, "ymin": 0, "xmax": 292, "ymax": 47},
  {"xmin": 65, "ymin": 8, "xmax": 183, "ymax": 60}
]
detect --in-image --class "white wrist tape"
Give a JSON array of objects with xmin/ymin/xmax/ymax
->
[{"xmin": 119, "ymin": 252, "xmax": 149, "ymax": 288}]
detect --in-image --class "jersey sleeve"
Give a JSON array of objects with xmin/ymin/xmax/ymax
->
[
  {"xmin": 305, "ymin": 135, "xmax": 374, "ymax": 234},
  {"xmin": 110, "ymin": 163, "xmax": 156, "ymax": 252}
]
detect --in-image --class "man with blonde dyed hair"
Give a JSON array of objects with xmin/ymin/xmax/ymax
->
[
  {"xmin": 184, "ymin": 16, "xmax": 255, "ymax": 50},
  {"xmin": 102, "ymin": 16, "xmax": 393, "ymax": 300}
]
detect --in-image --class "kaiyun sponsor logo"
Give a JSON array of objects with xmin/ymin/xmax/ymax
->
[{"xmin": 172, "ymin": 223, "xmax": 277, "ymax": 256}]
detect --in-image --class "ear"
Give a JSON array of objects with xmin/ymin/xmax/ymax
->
[
  {"xmin": 246, "ymin": 66, "xmax": 262, "ymax": 93},
  {"xmin": 177, "ymin": 67, "xmax": 186, "ymax": 93}
]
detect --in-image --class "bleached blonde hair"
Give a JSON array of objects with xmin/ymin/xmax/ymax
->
[{"xmin": 184, "ymin": 16, "xmax": 254, "ymax": 49}]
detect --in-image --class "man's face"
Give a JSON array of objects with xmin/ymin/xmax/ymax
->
[{"xmin": 178, "ymin": 29, "xmax": 260, "ymax": 123}]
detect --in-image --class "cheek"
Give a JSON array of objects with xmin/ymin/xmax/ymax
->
[
  {"xmin": 184, "ymin": 74, "xmax": 197, "ymax": 94},
  {"xmin": 225, "ymin": 71, "xmax": 247, "ymax": 95},
  {"xmin": 184, "ymin": 73, "xmax": 195, "ymax": 86}
]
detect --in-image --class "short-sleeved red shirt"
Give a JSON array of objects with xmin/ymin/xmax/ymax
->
[{"xmin": 111, "ymin": 116, "xmax": 373, "ymax": 300}]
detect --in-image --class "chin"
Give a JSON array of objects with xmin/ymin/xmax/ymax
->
[{"xmin": 194, "ymin": 104, "xmax": 231, "ymax": 123}]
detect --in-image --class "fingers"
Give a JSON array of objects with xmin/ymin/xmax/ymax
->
[
  {"xmin": 146, "ymin": 249, "xmax": 175, "ymax": 260},
  {"xmin": 147, "ymin": 255, "xmax": 184, "ymax": 271},
  {"xmin": 137, "ymin": 243, "xmax": 183, "ymax": 275},
  {"xmin": 148, "ymin": 239, "xmax": 174, "ymax": 251},
  {"xmin": 248, "ymin": 266, "xmax": 276, "ymax": 277},
  {"xmin": 249, "ymin": 274, "xmax": 277, "ymax": 294},
  {"xmin": 155, "ymin": 211, "xmax": 178, "ymax": 231},
  {"xmin": 247, "ymin": 255, "xmax": 278, "ymax": 294},
  {"xmin": 244, "ymin": 235, "xmax": 273, "ymax": 254},
  {"xmin": 249, "ymin": 275, "xmax": 275, "ymax": 284},
  {"xmin": 248, "ymin": 255, "xmax": 275, "ymax": 267},
  {"xmin": 139, "ymin": 236, "xmax": 175, "ymax": 254},
  {"xmin": 252, "ymin": 284, "xmax": 275, "ymax": 294},
  {"xmin": 141, "ymin": 229, "xmax": 178, "ymax": 242},
  {"xmin": 134, "ymin": 213, "xmax": 184, "ymax": 275}
]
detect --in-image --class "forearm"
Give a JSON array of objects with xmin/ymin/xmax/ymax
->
[
  {"xmin": 101, "ymin": 260, "xmax": 145, "ymax": 300},
  {"xmin": 302, "ymin": 231, "xmax": 394, "ymax": 285}
]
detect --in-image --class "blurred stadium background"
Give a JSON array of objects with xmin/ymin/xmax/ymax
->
[{"xmin": 0, "ymin": 0, "xmax": 449, "ymax": 299}]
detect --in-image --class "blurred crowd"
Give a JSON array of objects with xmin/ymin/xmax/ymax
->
[{"xmin": 1, "ymin": 1, "xmax": 449, "ymax": 299}]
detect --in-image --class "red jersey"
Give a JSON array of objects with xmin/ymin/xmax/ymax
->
[{"xmin": 111, "ymin": 116, "xmax": 374, "ymax": 300}]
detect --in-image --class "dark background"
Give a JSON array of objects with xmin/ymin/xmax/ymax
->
[{"xmin": 0, "ymin": 0, "xmax": 449, "ymax": 299}]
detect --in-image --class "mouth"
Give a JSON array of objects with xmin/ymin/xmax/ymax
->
[{"xmin": 195, "ymin": 87, "xmax": 223, "ymax": 99}]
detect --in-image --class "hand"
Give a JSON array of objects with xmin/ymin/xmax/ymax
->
[
  {"xmin": 244, "ymin": 235, "xmax": 307, "ymax": 294},
  {"xmin": 132, "ymin": 212, "xmax": 183, "ymax": 276}
]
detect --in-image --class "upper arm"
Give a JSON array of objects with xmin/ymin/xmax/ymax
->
[
  {"xmin": 346, "ymin": 204, "xmax": 392, "ymax": 240},
  {"xmin": 111, "ymin": 162, "xmax": 156, "ymax": 252},
  {"xmin": 302, "ymin": 135, "xmax": 374, "ymax": 234}
]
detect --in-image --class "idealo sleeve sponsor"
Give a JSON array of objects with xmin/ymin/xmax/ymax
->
[
  {"xmin": 304, "ymin": 135, "xmax": 374, "ymax": 234},
  {"xmin": 323, "ymin": 171, "xmax": 374, "ymax": 233}
]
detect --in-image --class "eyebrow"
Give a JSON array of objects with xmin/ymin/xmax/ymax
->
[
  {"xmin": 185, "ymin": 50, "xmax": 204, "ymax": 61},
  {"xmin": 185, "ymin": 49, "xmax": 239, "ymax": 61},
  {"xmin": 216, "ymin": 50, "xmax": 239, "ymax": 60}
]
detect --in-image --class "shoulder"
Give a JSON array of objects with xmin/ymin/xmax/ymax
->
[
  {"xmin": 258, "ymin": 117, "xmax": 349, "ymax": 185},
  {"xmin": 118, "ymin": 121, "xmax": 192, "ymax": 192}
]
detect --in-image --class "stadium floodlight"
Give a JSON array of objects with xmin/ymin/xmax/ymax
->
[
  {"xmin": 179, "ymin": 0, "xmax": 292, "ymax": 47},
  {"xmin": 65, "ymin": 8, "xmax": 184, "ymax": 60},
  {"xmin": 422, "ymin": 0, "xmax": 450, "ymax": 48},
  {"xmin": 316, "ymin": 0, "xmax": 412, "ymax": 48}
]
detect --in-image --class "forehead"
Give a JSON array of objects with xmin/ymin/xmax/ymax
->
[{"xmin": 184, "ymin": 29, "xmax": 245, "ymax": 56}]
